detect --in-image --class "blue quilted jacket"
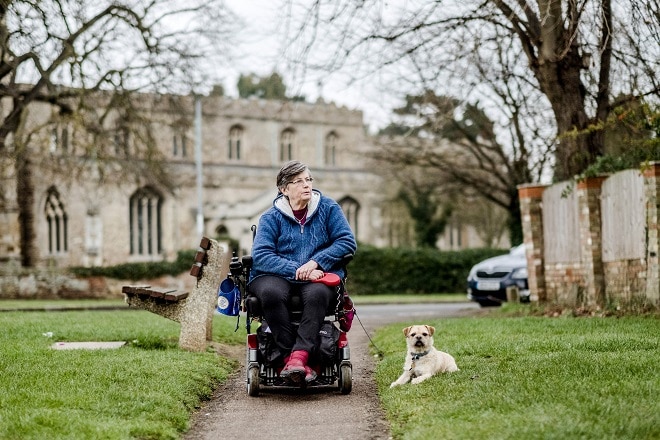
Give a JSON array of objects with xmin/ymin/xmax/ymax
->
[{"xmin": 249, "ymin": 189, "xmax": 357, "ymax": 283}]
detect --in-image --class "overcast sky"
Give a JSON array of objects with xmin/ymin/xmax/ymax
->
[{"xmin": 221, "ymin": 0, "xmax": 397, "ymax": 132}]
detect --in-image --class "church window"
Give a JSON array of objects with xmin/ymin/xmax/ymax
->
[
  {"xmin": 229, "ymin": 125, "xmax": 243, "ymax": 160},
  {"xmin": 45, "ymin": 187, "xmax": 68, "ymax": 254},
  {"xmin": 280, "ymin": 128, "xmax": 295, "ymax": 161},
  {"xmin": 325, "ymin": 131, "xmax": 338, "ymax": 166},
  {"xmin": 129, "ymin": 187, "xmax": 162, "ymax": 256},
  {"xmin": 338, "ymin": 196, "xmax": 359, "ymax": 237}
]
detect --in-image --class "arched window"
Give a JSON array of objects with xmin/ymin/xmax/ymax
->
[
  {"xmin": 280, "ymin": 128, "xmax": 295, "ymax": 161},
  {"xmin": 325, "ymin": 131, "xmax": 338, "ymax": 166},
  {"xmin": 229, "ymin": 125, "xmax": 243, "ymax": 160},
  {"xmin": 338, "ymin": 196, "xmax": 359, "ymax": 237},
  {"xmin": 45, "ymin": 187, "xmax": 68, "ymax": 254},
  {"xmin": 114, "ymin": 126, "xmax": 130, "ymax": 157},
  {"xmin": 172, "ymin": 132, "xmax": 188, "ymax": 157},
  {"xmin": 49, "ymin": 125, "xmax": 70, "ymax": 154},
  {"xmin": 129, "ymin": 187, "xmax": 163, "ymax": 256}
]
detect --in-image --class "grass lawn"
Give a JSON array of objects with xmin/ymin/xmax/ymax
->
[
  {"xmin": 1, "ymin": 299, "xmax": 658, "ymax": 439},
  {"xmin": 374, "ymin": 310, "xmax": 660, "ymax": 440},
  {"xmin": 0, "ymin": 308, "xmax": 243, "ymax": 440}
]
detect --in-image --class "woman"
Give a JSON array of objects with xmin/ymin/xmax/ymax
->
[{"xmin": 248, "ymin": 160, "xmax": 357, "ymax": 385}]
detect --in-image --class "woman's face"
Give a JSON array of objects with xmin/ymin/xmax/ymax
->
[{"xmin": 282, "ymin": 171, "xmax": 313, "ymax": 208}]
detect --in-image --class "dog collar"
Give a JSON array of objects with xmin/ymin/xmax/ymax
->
[{"xmin": 410, "ymin": 351, "xmax": 430, "ymax": 361}]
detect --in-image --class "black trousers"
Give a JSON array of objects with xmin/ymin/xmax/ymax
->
[{"xmin": 250, "ymin": 275, "xmax": 334, "ymax": 355}]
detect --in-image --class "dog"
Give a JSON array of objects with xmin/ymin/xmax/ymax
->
[{"xmin": 390, "ymin": 324, "xmax": 458, "ymax": 387}]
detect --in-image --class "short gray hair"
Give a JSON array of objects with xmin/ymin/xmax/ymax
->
[{"xmin": 276, "ymin": 160, "xmax": 310, "ymax": 191}]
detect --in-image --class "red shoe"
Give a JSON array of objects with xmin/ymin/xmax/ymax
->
[
  {"xmin": 280, "ymin": 350, "xmax": 308, "ymax": 384},
  {"xmin": 304, "ymin": 365, "xmax": 317, "ymax": 383}
]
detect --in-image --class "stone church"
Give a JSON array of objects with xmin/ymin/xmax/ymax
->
[{"xmin": 0, "ymin": 92, "xmax": 506, "ymax": 269}]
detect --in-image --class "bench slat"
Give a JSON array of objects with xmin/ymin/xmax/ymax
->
[
  {"xmin": 199, "ymin": 236, "xmax": 211, "ymax": 250},
  {"xmin": 190, "ymin": 263, "xmax": 203, "ymax": 277},
  {"xmin": 122, "ymin": 285, "xmax": 151, "ymax": 294},
  {"xmin": 164, "ymin": 291, "xmax": 189, "ymax": 302},
  {"xmin": 135, "ymin": 286, "xmax": 153, "ymax": 298},
  {"xmin": 194, "ymin": 250, "xmax": 207, "ymax": 264},
  {"xmin": 122, "ymin": 286, "xmax": 183, "ymax": 301},
  {"xmin": 146, "ymin": 287, "xmax": 177, "ymax": 299}
]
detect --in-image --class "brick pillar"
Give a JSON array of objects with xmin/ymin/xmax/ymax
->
[
  {"xmin": 643, "ymin": 162, "xmax": 660, "ymax": 305},
  {"xmin": 518, "ymin": 184, "xmax": 547, "ymax": 302},
  {"xmin": 577, "ymin": 176, "xmax": 607, "ymax": 307}
]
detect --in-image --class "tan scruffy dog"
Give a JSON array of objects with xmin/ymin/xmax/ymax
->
[{"xmin": 390, "ymin": 324, "xmax": 459, "ymax": 387}]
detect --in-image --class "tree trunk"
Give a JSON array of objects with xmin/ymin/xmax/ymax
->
[
  {"xmin": 15, "ymin": 146, "xmax": 37, "ymax": 267},
  {"xmin": 508, "ymin": 193, "xmax": 522, "ymax": 246},
  {"xmin": 527, "ymin": 0, "xmax": 608, "ymax": 181},
  {"xmin": 535, "ymin": 47, "xmax": 600, "ymax": 181}
]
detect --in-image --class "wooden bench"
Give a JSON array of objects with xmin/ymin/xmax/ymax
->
[
  {"xmin": 122, "ymin": 236, "xmax": 224, "ymax": 352},
  {"xmin": 122, "ymin": 286, "xmax": 190, "ymax": 302}
]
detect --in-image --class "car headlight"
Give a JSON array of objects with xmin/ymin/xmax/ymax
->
[{"xmin": 511, "ymin": 267, "xmax": 528, "ymax": 279}]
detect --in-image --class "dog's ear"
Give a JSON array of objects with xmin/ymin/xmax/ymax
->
[
  {"xmin": 426, "ymin": 325, "xmax": 435, "ymax": 336},
  {"xmin": 402, "ymin": 326, "xmax": 412, "ymax": 337}
]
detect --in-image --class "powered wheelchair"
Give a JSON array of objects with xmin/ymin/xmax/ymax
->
[{"xmin": 225, "ymin": 245, "xmax": 355, "ymax": 397}]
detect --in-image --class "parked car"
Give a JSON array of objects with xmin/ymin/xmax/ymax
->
[{"xmin": 467, "ymin": 244, "xmax": 530, "ymax": 307}]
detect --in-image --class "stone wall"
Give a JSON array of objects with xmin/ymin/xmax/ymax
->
[
  {"xmin": 518, "ymin": 163, "xmax": 660, "ymax": 309},
  {"xmin": 0, "ymin": 265, "xmax": 194, "ymax": 300}
]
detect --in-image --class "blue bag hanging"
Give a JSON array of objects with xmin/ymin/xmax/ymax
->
[{"xmin": 217, "ymin": 277, "xmax": 240, "ymax": 316}]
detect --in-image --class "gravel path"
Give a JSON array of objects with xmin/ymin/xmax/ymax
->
[{"xmin": 184, "ymin": 303, "xmax": 480, "ymax": 440}]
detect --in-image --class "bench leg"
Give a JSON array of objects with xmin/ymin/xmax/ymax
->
[{"xmin": 179, "ymin": 239, "xmax": 225, "ymax": 351}]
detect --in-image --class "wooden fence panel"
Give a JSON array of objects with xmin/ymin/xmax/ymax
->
[
  {"xmin": 601, "ymin": 170, "xmax": 645, "ymax": 262},
  {"xmin": 542, "ymin": 183, "xmax": 581, "ymax": 263}
]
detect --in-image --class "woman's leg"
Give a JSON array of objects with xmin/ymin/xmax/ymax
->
[
  {"xmin": 292, "ymin": 282, "xmax": 334, "ymax": 353},
  {"xmin": 249, "ymin": 275, "xmax": 295, "ymax": 353}
]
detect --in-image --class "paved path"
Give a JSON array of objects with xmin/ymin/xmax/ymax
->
[{"xmin": 184, "ymin": 302, "xmax": 480, "ymax": 440}]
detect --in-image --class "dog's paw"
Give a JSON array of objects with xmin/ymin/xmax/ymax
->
[
  {"xmin": 410, "ymin": 376, "xmax": 427, "ymax": 385},
  {"xmin": 390, "ymin": 382, "xmax": 399, "ymax": 388}
]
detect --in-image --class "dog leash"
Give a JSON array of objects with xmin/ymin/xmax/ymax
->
[{"xmin": 353, "ymin": 310, "xmax": 385, "ymax": 358}]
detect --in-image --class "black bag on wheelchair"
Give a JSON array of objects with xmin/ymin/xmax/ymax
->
[
  {"xmin": 316, "ymin": 321, "xmax": 340, "ymax": 364},
  {"xmin": 256, "ymin": 324, "xmax": 285, "ymax": 367}
]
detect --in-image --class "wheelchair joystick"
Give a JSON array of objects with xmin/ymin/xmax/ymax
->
[{"xmin": 229, "ymin": 252, "xmax": 243, "ymax": 276}]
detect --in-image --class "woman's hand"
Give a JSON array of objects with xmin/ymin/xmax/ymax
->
[
  {"xmin": 307, "ymin": 269, "xmax": 324, "ymax": 281},
  {"xmin": 296, "ymin": 260, "xmax": 321, "ymax": 280}
]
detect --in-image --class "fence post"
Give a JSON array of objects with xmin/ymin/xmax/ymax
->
[
  {"xmin": 577, "ymin": 176, "xmax": 608, "ymax": 308},
  {"xmin": 518, "ymin": 184, "xmax": 548, "ymax": 302},
  {"xmin": 643, "ymin": 163, "xmax": 660, "ymax": 305}
]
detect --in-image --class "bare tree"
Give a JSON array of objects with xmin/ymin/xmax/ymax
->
[
  {"xmin": 0, "ymin": 0, "xmax": 237, "ymax": 266},
  {"xmin": 374, "ymin": 90, "xmax": 544, "ymax": 244},
  {"xmin": 281, "ymin": 0, "xmax": 660, "ymax": 182}
]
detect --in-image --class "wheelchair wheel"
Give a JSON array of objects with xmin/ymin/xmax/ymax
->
[
  {"xmin": 338, "ymin": 363, "xmax": 352, "ymax": 395},
  {"xmin": 246, "ymin": 365, "xmax": 260, "ymax": 397}
]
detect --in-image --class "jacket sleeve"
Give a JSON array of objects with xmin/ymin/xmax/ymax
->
[
  {"xmin": 251, "ymin": 211, "xmax": 299, "ymax": 279},
  {"xmin": 310, "ymin": 200, "xmax": 357, "ymax": 273}
]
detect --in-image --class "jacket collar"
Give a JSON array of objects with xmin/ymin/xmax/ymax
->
[{"xmin": 274, "ymin": 189, "xmax": 321, "ymax": 221}]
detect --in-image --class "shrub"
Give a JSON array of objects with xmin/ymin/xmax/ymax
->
[
  {"xmin": 346, "ymin": 245, "xmax": 507, "ymax": 294},
  {"xmin": 69, "ymin": 249, "xmax": 197, "ymax": 280}
]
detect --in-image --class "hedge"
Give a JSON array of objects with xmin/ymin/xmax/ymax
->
[
  {"xmin": 69, "ymin": 245, "xmax": 510, "ymax": 295},
  {"xmin": 69, "ymin": 249, "xmax": 197, "ymax": 280},
  {"xmin": 345, "ymin": 245, "xmax": 508, "ymax": 295}
]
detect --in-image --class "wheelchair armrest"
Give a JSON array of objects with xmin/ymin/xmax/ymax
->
[
  {"xmin": 242, "ymin": 255, "xmax": 253, "ymax": 269},
  {"xmin": 340, "ymin": 253, "xmax": 354, "ymax": 268}
]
